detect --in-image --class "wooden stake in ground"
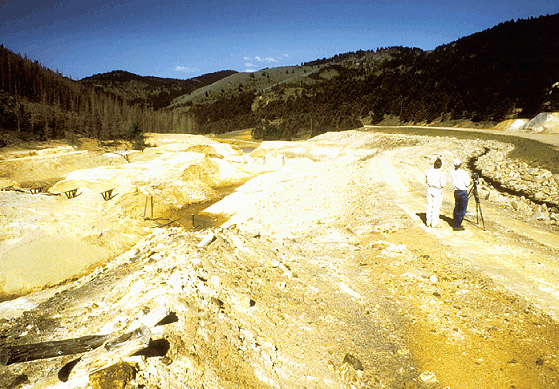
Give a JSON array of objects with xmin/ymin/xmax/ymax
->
[{"xmin": 143, "ymin": 195, "xmax": 154, "ymax": 219}]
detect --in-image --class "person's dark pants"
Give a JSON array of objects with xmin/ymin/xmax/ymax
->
[{"xmin": 453, "ymin": 190, "xmax": 469, "ymax": 228}]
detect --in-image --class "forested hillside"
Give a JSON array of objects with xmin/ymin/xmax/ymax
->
[
  {"xmin": 1, "ymin": 13, "xmax": 558, "ymax": 143},
  {"xmin": 184, "ymin": 14, "xmax": 559, "ymax": 139},
  {"xmin": 0, "ymin": 45, "xmax": 169, "ymax": 143},
  {"xmin": 0, "ymin": 47, "xmax": 233, "ymax": 144},
  {"xmin": 81, "ymin": 69, "xmax": 237, "ymax": 109}
]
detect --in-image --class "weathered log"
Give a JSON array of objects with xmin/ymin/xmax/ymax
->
[
  {"xmin": 0, "ymin": 335, "xmax": 109, "ymax": 366},
  {"xmin": 58, "ymin": 308, "xmax": 170, "ymax": 381},
  {"xmin": 1, "ymin": 306, "xmax": 170, "ymax": 367},
  {"xmin": 58, "ymin": 326, "xmax": 151, "ymax": 382}
]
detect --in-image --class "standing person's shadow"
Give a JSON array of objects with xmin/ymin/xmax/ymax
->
[{"xmin": 416, "ymin": 212, "xmax": 453, "ymax": 228}]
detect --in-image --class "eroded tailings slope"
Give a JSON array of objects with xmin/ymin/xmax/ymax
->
[
  {"xmin": 1, "ymin": 129, "xmax": 559, "ymax": 388},
  {"xmin": 0, "ymin": 134, "xmax": 260, "ymax": 299}
]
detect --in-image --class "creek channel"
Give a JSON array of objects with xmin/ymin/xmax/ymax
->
[
  {"xmin": 163, "ymin": 143, "xmax": 258, "ymax": 230},
  {"xmin": 163, "ymin": 183, "xmax": 244, "ymax": 230}
]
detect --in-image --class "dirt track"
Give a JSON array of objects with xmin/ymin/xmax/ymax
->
[
  {"xmin": 1, "ymin": 130, "xmax": 559, "ymax": 388},
  {"xmin": 363, "ymin": 137, "xmax": 559, "ymax": 387}
]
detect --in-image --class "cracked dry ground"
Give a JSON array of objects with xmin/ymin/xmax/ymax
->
[{"xmin": 1, "ymin": 132, "xmax": 559, "ymax": 388}]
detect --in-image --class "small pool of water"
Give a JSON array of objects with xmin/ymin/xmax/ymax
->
[
  {"xmin": 165, "ymin": 202, "xmax": 228, "ymax": 230},
  {"xmin": 163, "ymin": 183, "xmax": 243, "ymax": 230},
  {"xmin": 241, "ymin": 146, "xmax": 257, "ymax": 154}
]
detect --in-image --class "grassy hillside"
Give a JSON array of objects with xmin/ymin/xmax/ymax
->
[
  {"xmin": 168, "ymin": 14, "xmax": 559, "ymax": 140},
  {"xmin": 81, "ymin": 69, "xmax": 237, "ymax": 109},
  {"xmin": 171, "ymin": 65, "xmax": 326, "ymax": 107}
]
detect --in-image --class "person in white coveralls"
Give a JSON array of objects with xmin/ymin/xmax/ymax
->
[{"xmin": 425, "ymin": 157, "xmax": 446, "ymax": 228}]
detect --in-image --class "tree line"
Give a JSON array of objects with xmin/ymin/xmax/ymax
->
[{"xmin": 0, "ymin": 45, "xmax": 176, "ymax": 143}]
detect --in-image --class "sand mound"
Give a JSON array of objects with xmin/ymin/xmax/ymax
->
[{"xmin": 494, "ymin": 119, "xmax": 529, "ymax": 132}]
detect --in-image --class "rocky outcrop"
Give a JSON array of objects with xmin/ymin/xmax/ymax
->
[{"xmin": 473, "ymin": 145, "xmax": 559, "ymax": 224}]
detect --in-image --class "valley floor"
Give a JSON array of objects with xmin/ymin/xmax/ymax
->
[{"xmin": 1, "ymin": 129, "xmax": 559, "ymax": 388}]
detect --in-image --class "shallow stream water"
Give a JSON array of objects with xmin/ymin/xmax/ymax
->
[{"xmin": 164, "ymin": 184, "xmax": 241, "ymax": 230}]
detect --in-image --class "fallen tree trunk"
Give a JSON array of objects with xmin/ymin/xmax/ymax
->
[
  {"xmin": 58, "ymin": 326, "xmax": 152, "ymax": 382},
  {"xmin": 0, "ymin": 335, "xmax": 109, "ymax": 366}
]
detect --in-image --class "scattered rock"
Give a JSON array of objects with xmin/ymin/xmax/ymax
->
[
  {"xmin": 89, "ymin": 362, "xmax": 136, "ymax": 389},
  {"xmin": 211, "ymin": 297, "xmax": 225, "ymax": 310},
  {"xmin": 419, "ymin": 370, "xmax": 437, "ymax": 383},
  {"xmin": 342, "ymin": 353, "xmax": 364, "ymax": 371},
  {"xmin": 474, "ymin": 145, "xmax": 559, "ymax": 223},
  {"xmin": 197, "ymin": 231, "xmax": 216, "ymax": 248},
  {"xmin": 370, "ymin": 240, "xmax": 390, "ymax": 250},
  {"xmin": 534, "ymin": 192, "xmax": 545, "ymax": 201},
  {"xmin": 533, "ymin": 210, "xmax": 547, "ymax": 221},
  {"xmin": 403, "ymin": 379, "xmax": 418, "ymax": 388},
  {"xmin": 2, "ymin": 131, "xmax": 558, "ymax": 388},
  {"xmin": 160, "ymin": 356, "xmax": 172, "ymax": 366}
]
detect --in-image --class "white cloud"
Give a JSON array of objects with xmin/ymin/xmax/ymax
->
[
  {"xmin": 175, "ymin": 65, "xmax": 199, "ymax": 73},
  {"xmin": 242, "ymin": 54, "xmax": 290, "ymax": 72},
  {"xmin": 245, "ymin": 55, "xmax": 281, "ymax": 63}
]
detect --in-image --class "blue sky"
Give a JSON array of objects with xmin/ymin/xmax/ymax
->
[{"xmin": 1, "ymin": 0, "xmax": 558, "ymax": 80}]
